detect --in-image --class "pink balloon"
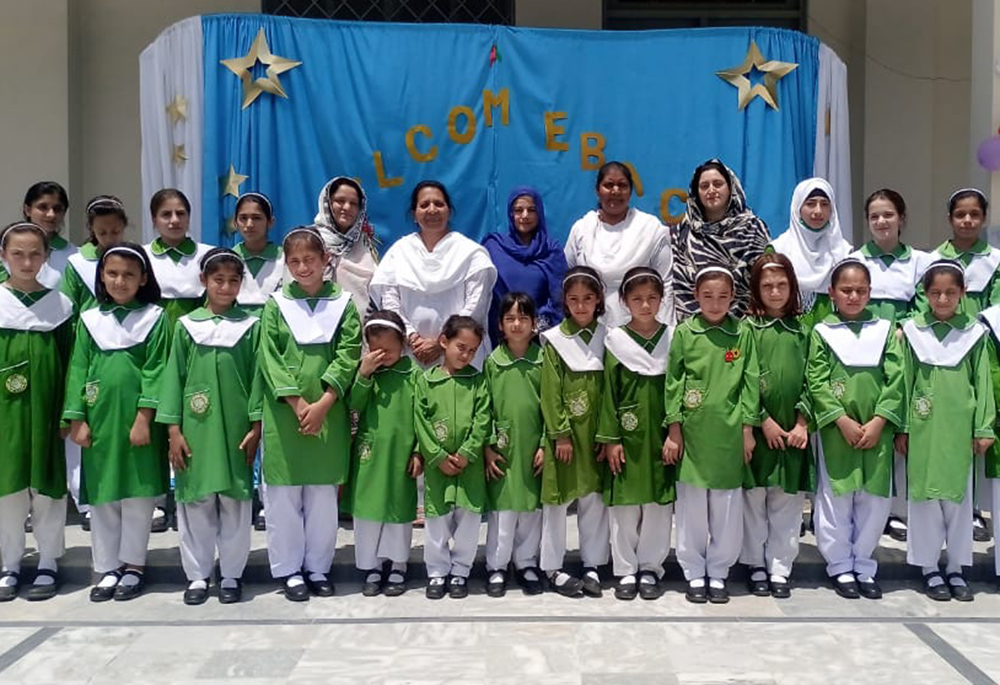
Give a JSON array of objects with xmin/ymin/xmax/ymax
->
[{"xmin": 977, "ymin": 136, "xmax": 1000, "ymax": 171}]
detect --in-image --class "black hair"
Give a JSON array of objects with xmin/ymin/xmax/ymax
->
[
  {"xmin": 200, "ymin": 247, "xmax": 245, "ymax": 278},
  {"xmin": 85, "ymin": 195, "xmax": 128, "ymax": 244},
  {"xmin": 921, "ymin": 260, "xmax": 965, "ymax": 292},
  {"xmin": 282, "ymin": 226, "xmax": 326, "ymax": 255},
  {"xmin": 689, "ymin": 160, "xmax": 732, "ymax": 215},
  {"xmin": 948, "ymin": 189, "xmax": 988, "ymax": 217},
  {"xmin": 499, "ymin": 291, "xmax": 538, "ymax": 322},
  {"xmin": 235, "ymin": 192, "xmax": 273, "ymax": 222},
  {"xmin": 330, "ymin": 177, "xmax": 364, "ymax": 204},
  {"xmin": 149, "ymin": 188, "xmax": 191, "ymax": 217},
  {"xmin": 408, "ymin": 180, "xmax": 454, "ymax": 218},
  {"xmin": 95, "ymin": 241, "xmax": 162, "ymax": 305},
  {"xmin": 748, "ymin": 252, "xmax": 803, "ymax": 318},
  {"xmin": 363, "ymin": 309, "xmax": 406, "ymax": 345},
  {"xmin": 23, "ymin": 181, "xmax": 69, "ymax": 218},
  {"xmin": 694, "ymin": 265, "xmax": 734, "ymax": 291},
  {"xmin": 829, "ymin": 258, "xmax": 871, "ymax": 288},
  {"xmin": 595, "ymin": 161, "xmax": 633, "ymax": 194},
  {"xmin": 440, "ymin": 314, "xmax": 484, "ymax": 343},
  {"xmin": 562, "ymin": 265, "xmax": 606, "ymax": 320},
  {"xmin": 619, "ymin": 266, "xmax": 664, "ymax": 301},
  {"xmin": 865, "ymin": 188, "xmax": 907, "ymax": 222},
  {"xmin": 0, "ymin": 222, "xmax": 49, "ymax": 252}
]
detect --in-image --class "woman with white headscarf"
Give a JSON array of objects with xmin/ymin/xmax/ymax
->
[{"xmin": 314, "ymin": 176, "xmax": 379, "ymax": 314}]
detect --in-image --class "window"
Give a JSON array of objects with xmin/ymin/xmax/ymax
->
[
  {"xmin": 603, "ymin": 0, "xmax": 807, "ymax": 31},
  {"xmin": 263, "ymin": 0, "xmax": 514, "ymax": 24}
]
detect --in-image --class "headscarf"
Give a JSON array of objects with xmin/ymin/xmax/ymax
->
[
  {"xmin": 770, "ymin": 177, "xmax": 852, "ymax": 294},
  {"xmin": 670, "ymin": 159, "xmax": 770, "ymax": 318},
  {"xmin": 481, "ymin": 187, "xmax": 567, "ymax": 337},
  {"xmin": 313, "ymin": 176, "xmax": 376, "ymax": 258}
]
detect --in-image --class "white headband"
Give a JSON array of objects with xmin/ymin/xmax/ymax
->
[
  {"xmin": 103, "ymin": 245, "xmax": 147, "ymax": 265},
  {"xmin": 237, "ymin": 192, "xmax": 273, "ymax": 215},
  {"xmin": 364, "ymin": 318, "xmax": 404, "ymax": 335},
  {"xmin": 695, "ymin": 266, "xmax": 733, "ymax": 281},
  {"xmin": 761, "ymin": 262, "xmax": 786, "ymax": 270},
  {"xmin": 563, "ymin": 271, "xmax": 604, "ymax": 289},
  {"xmin": 1, "ymin": 222, "xmax": 47, "ymax": 248},
  {"xmin": 621, "ymin": 270, "xmax": 663, "ymax": 289},
  {"xmin": 926, "ymin": 259, "xmax": 964, "ymax": 276},
  {"xmin": 283, "ymin": 227, "xmax": 321, "ymax": 245},
  {"xmin": 948, "ymin": 187, "xmax": 987, "ymax": 207},
  {"xmin": 202, "ymin": 250, "xmax": 242, "ymax": 271},
  {"xmin": 87, "ymin": 197, "xmax": 124, "ymax": 213}
]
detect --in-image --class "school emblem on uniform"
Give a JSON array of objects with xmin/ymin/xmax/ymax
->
[
  {"xmin": 4, "ymin": 373, "xmax": 27, "ymax": 394},
  {"xmin": 831, "ymin": 380, "xmax": 846, "ymax": 400},
  {"xmin": 683, "ymin": 388, "xmax": 703, "ymax": 410},
  {"xmin": 567, "ymin": 392, "xmax": 589, "ymax": 418},
  {"xmin": 189, "ymin": 392, "xmax": 210, "ymax": 415},
  {"xmin": 620, "ymin": 410, "xmax": 639, "ymax": 432},
  {"xmin": 358, "ymin": 441, "xmax": 373, "ymax": 464},
  {"xmin": 84, "ymin": 382, "xmax": 99, "ymax": 407},
  {"xmin": 724, "ymin": 348, "xmax": 741, "ymax": 363},
  {"xmin": 433, "ymin": 420, "xmax": 449, "ymax": 443},
  {"xmin": 496, "ymin": 427, "xmax": 510, "ymax": 450},
  {"xmin": 913, "ymin": 395, "xmax": 932, "ymax": 419}
]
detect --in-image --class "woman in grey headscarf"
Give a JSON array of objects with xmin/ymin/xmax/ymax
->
[{"xmin": 314, "ymin": 176, "xmax": 379, "ymax": 313}]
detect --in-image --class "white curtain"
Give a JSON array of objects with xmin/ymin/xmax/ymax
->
[
  {"xmin": 814, "ymin": 42, "xmax": 853, "ymax": 243},
  {"xmin": 139, "ymin": 16, "xmax": 204, "ymax": 243}
]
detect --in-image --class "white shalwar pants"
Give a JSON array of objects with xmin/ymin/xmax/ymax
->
[
  {"xmin": 609, "ymin": 503, "xmax": 672, "ymax": 578},
  {"xmin": 423, "ymin": 506, "xmax": 481, "ymax": 579},
  {"xmin": 0, "ymin": 488, "xmax": 66, "ymax": 573},
  {"xmin": 176, "ymin": 495, "xmax": 252, "ymax": 581},
  {"xmin": 907, "ymin": 473, "xmax": 973, "ymax": 570},
  {"xmin": 540, "ymin": 492, "xmax": 610, "ymax": 572},
  {"xmin": 991, "ymin": 478, "xmax": 1000, "ymax": 575},
  {"xmin": 890, "ymin": 453, "xmax": 907, "ymax": 521},
  {"xmin": 354, "ymin": 518, "xmax": 413, "ymax": 570},
  {"xmin": 264, "ymin": 484, "xmax": 339, "ymax": 578},
  {"xmin": 64, "ymin": 439, "xmax": 88, "ymax": 514},
  {"xmin": 739, "ymin": 487, "xmax": 805, "ymax": 577},
  {"xmin": 814, "ymin": 454, "xmax": 891, "ymax": 578},
  {"xmin": 675, "ymin": 483, "xmax": 742, "ymax": 580},
  {"xmin": 486, "ymin": 510, "xmax": 542, "ymax": 572},
  {"xmin": 90, "ymin": 497, "xmax": 155, "ymax": 574}
]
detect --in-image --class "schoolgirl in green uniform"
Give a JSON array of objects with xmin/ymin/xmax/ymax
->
[
  {"xmin": 19, "ymin": 182, "xmax": 75, "ymax": 290},
  {"xmin": 414, "ymin": 315, "xmax": 491, "ymax": 600},
  {"xmin": 808, "ymin": 258, "xmax": 904, "ymax": 601},
  {"xmin": 63, "ymin": 243, "xmax": 170, "ymax": 602},
  {"xmin": 664, "ymin": 265, "xmax": 759, "ymax": 604},
  {"xmin": 156, "ymin": 248, "xmax": 262, "ymax": 605},
  {"xmin": 259, "ymin": 227, "xmax": 361, "ymax": 602},
  {"xmin": 597, "ymin": 267, "xmax": 675, "ymax": 601},
  {"xmin": 347, "ymin": 309, "xmax": 422, "ymax": 598},
  {"xmin": 539, "ymin": 266, "xmax": 609, "ymax": 598},
  {"xmin": 484, "ymin": 292, "xmax": 545, "ymax": 598},
  {"xmin": 233, "ymin": 192, "xmax": 282, "ymax": 315},
  {"xmin": 739, "ymin": 253, "xmax": 812, "ymax": 599},
  {"xmin": 899, "ymin": 261, "xmax": 994, "ymax": 602},
  {"xmin": 0, "ymin": 223, "xmax": 74, "ymax": 602},
  {"xmin": 981, "ymin": 302, "xmax": 1000, "ymax": 589}
]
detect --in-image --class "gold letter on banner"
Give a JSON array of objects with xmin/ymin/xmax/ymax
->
[
  {"xmin": 580, "ymin": 132, "xmax": 606, "ymax": 171},
  {"xmin": 372, "ymin": 151, "xmax": 404, "ymax": 188},
  {"xmin": 448, "ymin": 106, "xmax": 476, "ymax": 144},
  {"xmin": 660, "ymin": 188, "xmax": 688, "ymax": 224},
  {"xmin": 483, "ymin": 89, "xmax": 509, "ymax": 127},
  {"xmin": 405, "ymin": 125, "xmax": 438, "ymax": 163},
  {"xmin": 623, "ymin": 161, "xmax": 644, "ymax": 197},
  {"xmin": 545, "ymin": 112, "xmax": 569, "ymax": 152}
]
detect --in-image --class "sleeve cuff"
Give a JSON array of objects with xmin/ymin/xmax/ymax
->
[
  {"xmin": 321, "ymin": 373, "xmax": 347, "ymax": 399},
  {"xmin": 155, "ymin": 412, "xmax": 181, "ymax": 424},
  {"xmin": 249, "ymin": 411, "xmax": 263, "ymax": 422},
  {"xmin": 814, "ymin": 407, "xmax": 846, "ymax": 429},
  {"xmin": 137, "ymin": 398, "xmax": 160, "ymax": 409},
  {"xmin": 62, "ymin": 409, "xmax": 86, "ymax": 421},
  {"xmin": 274, "ymin": 385, "xmax": 300, "ymax": 398},
  {"xmin": 663, "ymin": 412, "xmax": 683, "ymax": 426},
  {"xmin": 457, "ymin": 445, "xmax": 480, "ymax": 463}
]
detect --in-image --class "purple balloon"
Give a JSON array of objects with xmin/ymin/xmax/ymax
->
[{"xmin": 977, "ymin": 136, "xmax": 1000, "ymax": 171}]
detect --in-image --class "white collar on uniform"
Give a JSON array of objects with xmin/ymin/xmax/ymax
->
[
  {"xmin": 604, "ymin": 325, "xmax": 670, "ymax": 376},
  {"xmin": 272, "ymin": 289, "xmax": 350, "ymax": 345},
  {"xmin": 81, "ymin": 305, "xmax": 163, "ymax": 351},
  {"xmin": 68, "ymin": 252, "xmax": 99, "ymax": 296},
  {"xmin": 237, "ymin": 259, "xmax": 283, "ymax": 305},
  {"xmin": 540, "ymin": 322, "xmax": 606, "ymax": 372},
  {"xmin": 903, "ymin": 318, "xmax": 985, "ymax": 367},
  {"xmin": 813, "ymin": 317, "xmax": 891, "ymax": 368},
  {"xmin": 0, "ymin": 288, "xmax": 74, "ymax": 332},
  {"xmin": 143, "ymin": 241, "xmax": 213, "ymax": 299},
  {"xmin": 180, "ymin": 315, "xmax": 257, "ymax": 348},
  {"xmin": 931, "ymin": 247, "xmax": 1000, "ymax": 293}
]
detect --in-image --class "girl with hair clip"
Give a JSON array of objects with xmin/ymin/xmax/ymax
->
[
  {"xmin": 232, "ymin": 192, "xmax": 282, "ymax": 316},
  {"xmin": 539, "ymin": 266, "xmax": 609, "ymax": 598},
  {"xmin": 314, "ymin": 176, "xmax": 379, "ymax": 314},
  {"xmin": 739, "ymin": 253, "xmax": 813, "ymax": 599},
  {"xmin": 899, "ymin": 260, "xmax": 994, "ymax": 602},
  {"xmin": 597, "ymin": 267, "xmax": 676, "ymax": 601},
  {"xmin": 13, "ymin": 181, "xmax": 75, "ymax": 289},
  {"xmin": 664, "ymin": 265, "xmax": 759, "ymax": 604},
  {"xmin": 808, "ymin": 258, "xmax": 904, "ymax": 601},
  {"xmin": 259, "ymin": 227, "xmax": 361, "ymax": 602},
  {"xmin": 63, "ymin": 243, "xmax": 170, "ymax": 602},
  {"xmin": 0, "ymin": 223, "xmax": 75, "ymax": 602},
  {"xmin": 156, "ymin": 248, "xmax": 262, "ymax": 605},
  {"xmin": 346, "ymin": 310, "xmax": 422, "ymax": 598}
]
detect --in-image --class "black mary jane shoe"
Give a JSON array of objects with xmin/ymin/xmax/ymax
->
[
  {"xmin": 0, "ymin": 571, "xmax": 19, "ymax": 602},
  {"xmin": 183, "ymin": 581, "xmax": 210, "ymax": 606},
  {"xmin": 922, "ymin": 572, "xmax": 951, "ymax": 602},
  {"xmin": 549, "ymin": 570, "xmax": 584, "ymax": 597},
  {"xmin": 89, "ymin": 570, "xmax": 122, "ymax": 602},
  {"xmin": 947, "ymin": 573, "xmax": 974, "ymax": 603},
  {"xmin": 637, "ymin": 571, "xmax": 660, "ymax": 600},
  {"xmin": 486, "ymin": 570, "xmax": 507, "ymax": 598},
  {"xmin": 425, "ymin": 577, "xmax": 447, "ymax": 600},
  {"xmin": 515, "ymin": 567, "xmax": 544, "ymax": 596},
  {"xmin": 707, "ymin": 582, "xmax": 730, "ymax": 604},
  {"xmin": 832, "ymin": 575, "xmax": 860, "ymax": 600},
  {"xmin": 884, "ymin": 517, "xmax": 907, "ymax": 543},
  {"xmin": 361, "ymin": 570, "xmax": 383, "ymax": 597},
  {"xmin": 856, "ymin": 577, "xmax": 882, "ymax": 600},
  {"xmin": 448, "ymin": 576, "xmax": 469, "ymax": 599},
  {"xmin": 973, "ymin": 513, "xmax": 991, "ymax": 543},
  {"xmin": 747, "ymin": 567, "xmax": 771, "ymax": 597},
  {"xmin": 770, "ymin": 579, "xmax": 792, "ymax": 599},
  {"xmin": 113, "ymin": 570, "xmax": 146, "ymax": 601},
  {"xmin": 283, "ymin": 576, "xmax": 310, "ymax": 602},
  {"xmin": 26, "ymin": 569, "xmax": 59, "ymax": 601},
  {"xmin": 581, "ymin": 567, "xmax": 603, "ymax": 598},
  {"xmin": 305, "ymin": 573, "xmax": 335, "ymax": 597},
  {"xmin": 685, "ymin": 581, "xmax": 708, "ymax": 604},
  {"xmin": 614, "ymin": 577, "xmax": 638, "ymax": 601},
  {"xmin": 219, "ymin": 579, "xmax": 243, "ymax": 604},
  {"xmin": 382, "ymin": 571, "xmax": 407, "ymax": 597}
]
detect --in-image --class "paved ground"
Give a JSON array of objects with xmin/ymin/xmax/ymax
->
[{"xmin": 2, "ymin": 515, "xmax": 1000, "ymax": 684}]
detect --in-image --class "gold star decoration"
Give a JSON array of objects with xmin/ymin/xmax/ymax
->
[
  {"xmin": 220, "ymin": 28, "xmax": 302, "ymax": 109},
  {"xmin": 165, "ymin": 94, "xmax": 189, "ymax": 124},
  {"xmin": 172, "ymin": 144, "xmax": 188, "ymax": 166},
  {"xmin": 716, "ymin": 41, "xmax": 798, "ymax": 111},
  {"xmin": 221, "ymin": 164, "xmax": 249, "ymax": 198}
]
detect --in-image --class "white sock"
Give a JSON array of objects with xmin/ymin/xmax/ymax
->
[
  {"xmin": 188, "ymin": 579, "xmax": 208, "ymax": 591},
  {"xmin": 120, "ymin": 571, "xmax": 143, "ymax": 587},
  {"xmin": 33, "ymin": 572, "xmax": 55, "ymax": 587},
  {"xmin": 151, "ymin": 507, "xmax": 166, "ymax": 520},
  {"xmin": 450, "ymin": 576, "xmax": 466, "ymax": 586},
  {"xmin": 550, "ymin": 571, "xmax": 573, "ymax": 586},
  {"xmin": 489, "ymin": 571, "xmax": 505, "ymax": 584},
  {"xmin": 770, "ymin": 574, "xmax": 788, "ymax": 585},
  {"xmin": 365, "ymin": 572, "xmax": 381, "ymax": 584},
  {"xmin": 308, "ymin": 572, "xmax": 327, "ymax": 583},
  {"xmin": 708, "ymin": 577, "xmax": 725, "ymax": 590},
  {"xmin": 391, "ymin": 561, "xmax": 407, "ymax": 573},
  {"xmin": 220, "ymin": 578, "xmax": 239, "ymax": 589},
  {"xmin": 97, "ymin": 572, "xmax": 120, "ymax": 588},
  {"xmin": 750, "ymin": 569, "xmax": 767, "ymax": 582},
  {"xmin": 856, "ymin": 574, "xmax": 874, "ymax": 584},
  {"xmin": 639, "ymin": 574, "xmax": 656, "ymax": 585},
  {"xmin": 387, "ymin": 570, "xmax": 405, "ymax": 582},
  {"xmin": 522, "ymin": 568, "xmax": 539, "ymax": 582},
  {"xmin": 286, "ymin": 574, "xmax": 305, "ymax": 588},
  {"xmin": 688, "ymin": 577, "xmax": 705, "ymax": 588},
  {"xmin": 428, "ymin": 576, "xmax": 446, "ymax": 586},
  {"xmin": 0, "ymin": 574, "xmax": 18, "ymax": 588},
  {"xmin": 619, "ymin": 574, "xmax": 636, "ymax": 585},
  {"xmin": 835, "ymin": 573, "xmax": 855, "ymax": 584},
  {"xmin": 947, "ymin": 573, "xmax": 967, "ymax": 587},
  {"xmin": 888, "ymin": 518, "xmax": 907, "ymax": 530},
  {"xmin": 583, "ymin": 569, "xmax": 599, "ymax": 581}
]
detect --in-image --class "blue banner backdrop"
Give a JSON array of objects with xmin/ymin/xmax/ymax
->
[{"xmin": 201, "ymin": 14, "xmax": 818, "ymax": 248}]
